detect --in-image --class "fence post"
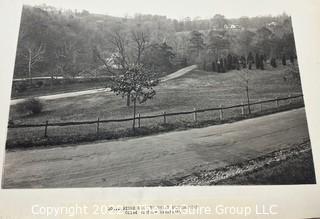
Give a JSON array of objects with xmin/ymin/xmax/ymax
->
[
  {"xmin": 276, "ymin": 97, "xmax": 279, "ymax": 108},
  {"xmin": 138, "ymin": 113, "xmax": 141, "ymax": 128},
  {"xmin": 241, "ymin": 102, "xmax": 244, "ymax": 116},
  {"xmin": 259, "ymin": 100, "xmax": 262, "ymax": 112},
  {"xmin": 193, "ymin": 108, "xmax": 197, "ymax": 122},
  {"xmin": 96, "ymin": 117, "xmax": 100, "ymax": 135},
  {"xmin": 163, "ymin": 111, "xmax": 166, "ymax": 124},
  {"xmin": 44, "ymin": 120, "xmax": 48, "ymax": 137},
  {"xmin": 288, "ymin": 94, "xmax": 292, "ymax": 104},
  {"xmin": 219, "ymin": 105, "xmax": 223, "ymax": 121}
]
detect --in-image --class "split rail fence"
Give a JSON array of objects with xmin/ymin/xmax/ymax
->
[{"xmin": 8, "ymin": 94, "xmax": 304, "ymax": 138}]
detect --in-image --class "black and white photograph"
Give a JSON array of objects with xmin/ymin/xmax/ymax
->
[{"xmin": 1, "ymin": 1, "xmax": 316, "ymax": 188}]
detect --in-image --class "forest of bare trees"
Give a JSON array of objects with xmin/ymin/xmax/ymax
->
[{"xmin": 14, "ymin": 5, "xmax": 296, "ymax": 82}]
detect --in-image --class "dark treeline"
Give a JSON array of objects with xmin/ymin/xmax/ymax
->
[
  {"xmin": 14, "ymin": 5, "xmax": 296, "ymax": 80},
  {"xmin": 187, "ymin": 17, "xmax": 296, "ymax": 72}
]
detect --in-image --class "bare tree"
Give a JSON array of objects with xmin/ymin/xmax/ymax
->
[
  {"xmin": 108, "ymin": 31, "xmax": 129, "ymax": 70},
  {"xmin": 92, "ymin": 45, "xmax": 117, "ymax": 76},
  {"xmin": 55, "ymin": 41, "xmax": 80, "ymax": 78},
  {"xmin": 22, "ymin": 43, "xmax": 45, "ymax": 84},
  {"xmin": 131, "ymin": 30, "xmax": 148, "ymax": 64},
  {"xmin": 94, "ymin": 29, "xmax": 151, "ymax": 107},
  {"xmin": 92, "ymin": 30, "xmax": 129, "ymax": 76},
  {"xmin": 110, "ymin": 30, "xmax": 132, "ymax": 106}
]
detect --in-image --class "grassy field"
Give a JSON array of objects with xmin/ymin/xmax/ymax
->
[{"xmin": 7, "ymin": 64, "xmax": 303, "ymax": 147}]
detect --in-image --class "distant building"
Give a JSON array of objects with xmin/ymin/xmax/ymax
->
[
  {"xmin": 230, "ymin": 24, "xmax": 242, "ymax": 30},
  {"xmin": 224, "ymin": 24, "xmax": 243, "ymax": 30},
  {"xmin": 267, "ymin": 21, "xmax": 278, "ymax": 27}
]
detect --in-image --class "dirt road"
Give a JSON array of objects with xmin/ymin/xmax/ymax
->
[
  {"xmin": 10, "ymin": 88, "xmax": 111, "ymax": 105},
  {"xmin": 10, "ymin": 65, "xmax": 197, "ymax": 105},
  {"xmin": 2, "ymin": 108, "xmax": 310, "ymax": 188},
  {"xmin": 160, "ymin": 65, "xmax": 197, "ymax": 82}
]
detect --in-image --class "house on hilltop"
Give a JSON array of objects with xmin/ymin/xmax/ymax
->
[
  {"xmin": 267, "ymin": 21, "xmax": 278, "ymax": 27},
  {"xmin": 224, "ymin": 24, "xmax": 243, "ymax": 31}
]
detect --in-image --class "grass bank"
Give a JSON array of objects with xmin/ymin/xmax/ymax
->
[
  {"xmin": 175, "ymin": 141, "xmax": 315, "ymax": 186},
  {"xmin": 6, "ymin": 102, "xmax": 304, "ymax": 149}
]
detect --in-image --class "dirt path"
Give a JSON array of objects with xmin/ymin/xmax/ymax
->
[
  {"xmin": 160, "ymin": 65, "xmax": 197, "ymax": 82},
  {"xmin": 10, "ymin": 88, "xmax": 111, "ymax": 105},
  {"xmin": 2, "ymin": 108, "xmax": 310, "ymax": 188},
  {"xmin": 10, "ymin": 65, "xmax": 196, "ymax": 105},
  {"xmin": 13, "ymin": 75, "xmax": 112, "ymax": 82}
]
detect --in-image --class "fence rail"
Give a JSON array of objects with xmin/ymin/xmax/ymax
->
[{"xmin": 8, "ymin": 94, "xmax": 303, "ymax": 133}]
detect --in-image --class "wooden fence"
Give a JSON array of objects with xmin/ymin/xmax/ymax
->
[{"xmin": 8, "ymin": 94, "xmax": 304, "ymax": 137}]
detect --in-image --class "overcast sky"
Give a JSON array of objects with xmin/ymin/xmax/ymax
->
[{"xmin": 23, "ymin": 0, "xmax": 291, "ymax": 19}]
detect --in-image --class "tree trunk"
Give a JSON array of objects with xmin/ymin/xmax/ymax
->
[
  {"xmin": 126, "ymin": 93, "xmax": 131, "ymax": 107},
  {"xmin": 132, "ymin": 98, "xmax": 136, "ymax": 132}
]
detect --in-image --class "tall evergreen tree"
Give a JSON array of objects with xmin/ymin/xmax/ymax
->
[{"xmin": 188, "ymin": 30, "xmax": 205, "ymax": 61}]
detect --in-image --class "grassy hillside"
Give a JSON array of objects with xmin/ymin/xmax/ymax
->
[
  {"xmin": 10, "ymin": 64, "xmax": 301, "ymax": 122},
  {"xmin": 7, "ymin": 64, "xmax": 303, "ymax": 146}
]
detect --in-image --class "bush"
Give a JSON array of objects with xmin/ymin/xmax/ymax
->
[
  {"xmin": 16, "ymin": 98, "xmax": 44, "ymax": 115},
  {"xmin": 35, "ymin": 81, "xmax": 44, "ymax": 88},
  {"xmin": 14, "ymin": 82, "xmax": 28, "ymax": 93},
  {"xmin": 284, "ymin": 65, "xmax": 301, "ymax": 87}
]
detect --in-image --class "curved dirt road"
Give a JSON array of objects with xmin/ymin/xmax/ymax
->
[
  {"xmin": 2, "ymin": 108, "xmax": 310, "ymax": 188},
  {"xmin": 10, "ymin": 65, "xmax": 197, "ymax": 105},
  {"xmin": 160, "ymin": 65, "xmax": 197, "ymax": 82}
]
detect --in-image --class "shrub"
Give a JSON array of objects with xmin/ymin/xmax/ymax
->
[
  {"xmin": 14, "ymin": 82, "xmax": 28, "ymax": 93},
  {"xmin": 16, "ymin": 98, "xmax": 43, "ymax": 115},
  {"xmin": 35, "ymin": 81, "xmax": 44, "ymax": 88},
  {"xmin": 284, "ymin": 65, "xmax": 301, "ymax": 87}
]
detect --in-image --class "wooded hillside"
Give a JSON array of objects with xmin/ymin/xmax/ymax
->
[{"xmin": 14, "ymin": 5, "xmax": 296, "ymax": 79}]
